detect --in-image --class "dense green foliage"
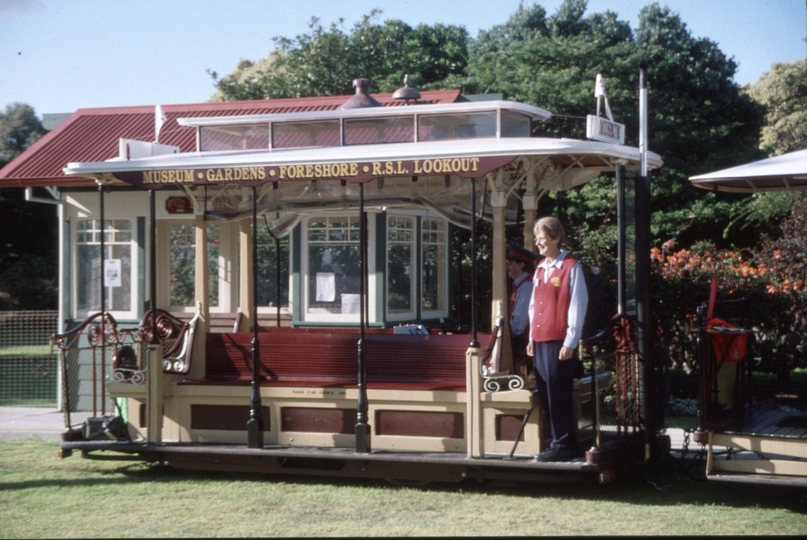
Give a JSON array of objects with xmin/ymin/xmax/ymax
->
[
  {"xmin": 0, "ymin": 103, "xmax": 55, "ymax": 310},
  {"xmin": 209, "ymin": 10, "xmax": 469, "ymax": 100},
  {"xmin": 747, "ymin": 58, "xmax": 807, "ymax": 156}
]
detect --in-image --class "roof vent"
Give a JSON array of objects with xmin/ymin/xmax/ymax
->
[
  {"xmin": 339, "ymin": 79, "xmax": 382, "ymax": 109},
  {"xmin": 392, "ymin": 75, "xmax": 421, "ymax": 105}
]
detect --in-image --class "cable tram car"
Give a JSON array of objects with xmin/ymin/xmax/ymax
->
[{"xmin": 40, "ymin": 78, "xmax": 670, "ymax": 484}]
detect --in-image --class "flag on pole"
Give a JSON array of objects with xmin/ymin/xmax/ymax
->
[
  {"xmin": 594, "ymin": 74, "xmax": 614, "ymax": 122},
  {"xmin": 155, "ymin": 104, "xmax": 167, "ymax": 143}
]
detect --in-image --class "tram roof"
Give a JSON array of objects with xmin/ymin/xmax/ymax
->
[
  {"xmin": 61, "ymin": 98, "xmax": 660, "ymax": 192},
  {"xmin": 63, "ymin": 136, "xmax": 661, "ymax": 193},
  {"xmin": 176, "ymin": 99, "xmax": 552, "ymax": 127}
]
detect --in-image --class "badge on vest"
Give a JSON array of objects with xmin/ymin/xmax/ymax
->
[{"xmin": 550, "ymin": 277, "xmax": 561, "ymax": 287}]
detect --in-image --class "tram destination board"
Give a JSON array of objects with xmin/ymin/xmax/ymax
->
[{"xmin": 114, "ymin": 155, "xmax": 517, "ymax": 189}]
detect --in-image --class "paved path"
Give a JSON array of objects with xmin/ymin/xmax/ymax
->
[{"xmin": 0, "ymin": 407, "xmax": 65, "ymax": 442}]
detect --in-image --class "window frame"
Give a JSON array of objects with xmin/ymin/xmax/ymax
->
[{"xmin": 72, "ymin": 217, "xmax": 138, "ymax": 321}]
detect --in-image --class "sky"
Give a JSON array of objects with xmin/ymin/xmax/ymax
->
[{"xmin": 1, "ymin": 0, "xmax": 805, "ymax": 116}]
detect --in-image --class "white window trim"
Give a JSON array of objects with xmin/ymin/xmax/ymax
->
[
  {"xmin": 420, "ymin": 214, "xmax": 450, "ymax": 320},
  {"xmin": 71, "ymin": 217, "xmax": 139, "ymax": 321},
  {"xmin": 300, "ymin": 212, "xmax": 376, "ymax": 324}
]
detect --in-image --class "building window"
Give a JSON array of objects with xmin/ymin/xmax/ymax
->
[
  {"xmin": 421, "ymin": 217, "xmax": 447, "ymax": 316},
  {"xmin": 386, "ymin": 216, "xmax": 415, "ymax": 316},
  {"xmin": 76, "ymin": 219, "xmax": 133, "ymax": 316},
  {"xmin": 168, "ymin": 223, "xmax": 220, "ymax": 309},
  {"xmin": 305, "ymin": 216, "xmax": 361, "ymax": 319}
]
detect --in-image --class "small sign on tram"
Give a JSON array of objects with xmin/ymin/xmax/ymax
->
[
  {"xmin": 586, "ymin": 74, "xmax": 625, "ymax": 145},
  {"xmin": 586, "ymin": 115, "xmax": 625, "ymax": 145}
]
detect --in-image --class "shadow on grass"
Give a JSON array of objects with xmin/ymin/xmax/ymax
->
[{"xmin": 2, "ymin": 443, "xmax": 806, "ymax": 515}]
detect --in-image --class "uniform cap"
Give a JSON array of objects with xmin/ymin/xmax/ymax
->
[{"xmin": 506, "ymin": 245, "xmax": 538, "ymax": 264}]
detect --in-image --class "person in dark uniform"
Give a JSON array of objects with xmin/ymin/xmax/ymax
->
[
  {"xmin": 506, "ymin": 244, "xmax": 538, "ymax": 389},
  {"xmin": 528, "ymin": 217, "xmax": 588, "ymax": 462}
]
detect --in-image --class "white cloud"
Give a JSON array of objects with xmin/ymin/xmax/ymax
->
[{"xmin": 0, "ymin": 0, "xmax": 47, "ymax": 18}]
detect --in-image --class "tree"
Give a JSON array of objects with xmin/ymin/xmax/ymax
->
[
  {"xmin": 0, "ymin": 102, "xmax": 45, "ymax": 169},
  {"xmin": 718, "ymin": 59, "xmax": 807, "ymax": 241},
  {"xmin": 466, "ymin": 1, "xmax": 765, "ymax": 253},
  {"xmin": 0, "ymin": 103, "xmax": 55, "ymax": 310},
  {"xmin": 209, "ymin": 11, "xmax": 469, "ymax": 100},
  {"xmin": 746, "ymin": 58, "xmax": 807, "ymax": 156}
]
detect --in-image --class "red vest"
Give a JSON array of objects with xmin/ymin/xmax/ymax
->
[{"xmin": 531, "ymin": 256, "xmax": 577, "ymax": 343}]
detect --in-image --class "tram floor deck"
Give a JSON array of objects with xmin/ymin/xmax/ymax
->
[
  {"xmin": 58, "ymin": 439, "xmax": 619, "ymax": 483},
  {"xmin": 710, "ymin": 408, "xmax": 807, "ymax": 439}
]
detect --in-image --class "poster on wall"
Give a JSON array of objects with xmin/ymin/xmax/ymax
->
[{"xmin": 104, "ymin": 259, "xmax": 122, "ymax": 288}]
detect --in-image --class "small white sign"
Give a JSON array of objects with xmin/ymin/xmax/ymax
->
[
  {"xmin": 586, "ymin": 115, "xmax": 625, "ymax": 145},
  {"xmin": 316, "ymin": 272, "xmax": 336, "ymax": 302},
  {"xmin": 341, "ymin": 294, "xmax": 360, "ymax": 314},
  {"xmin": 104, "ymin": 259, "xmax": 122, "ymax": 288}
]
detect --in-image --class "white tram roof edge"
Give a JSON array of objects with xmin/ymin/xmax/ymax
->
[
  {"xmin": 65, "ymin": 138, "xmax": 661, "ymax": 178},
  {"xmin": 176, "ymin": 100, "xmax": 552, "ymax": 127}
]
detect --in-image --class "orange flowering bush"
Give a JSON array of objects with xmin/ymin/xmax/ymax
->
[{"xmin": 653, "ymin": 193, "xmax": 807, "ymax": 377}]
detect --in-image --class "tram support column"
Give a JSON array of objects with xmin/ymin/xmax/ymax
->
[
  {"xmin": 490, "ymin": 171, "xmax": 513, "ymax": 374},
  {"xmin": 522, "ymin": 168, "xmax": 538, "ymax": 251},
  {"xmin": 238, "ymin": 217, "xmax": 254, "ymax": 331},
  {"xmin": 355, "ymin": 183, "xmax": 371, "ymax": 453},
  {"xmin": 146, "ymin": 190, "xmax": 164, "ymax": 444},
  {"xmin": 194, "ymin": 214, "xmax": 210, "ymax": 336},
  {"xmin": 466, "ymin": 177, "xmax": 483, "ymax": 458}
]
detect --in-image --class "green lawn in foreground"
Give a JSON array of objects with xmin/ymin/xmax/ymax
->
[{"xmin": 1, "ymin": 440, "xmax": 805, "ymax": 537}]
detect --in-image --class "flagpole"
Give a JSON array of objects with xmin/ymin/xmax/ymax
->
[{"xmin": 155, "ymin": 105, "xmax": 167, "ymax": 143}]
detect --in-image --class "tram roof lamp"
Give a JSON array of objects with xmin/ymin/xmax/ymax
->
[
  {"xmin": 392, "ymin": 74, "xmax": 421, "ymax": 105},
  {"xmin": 339, "ymin": 78, "xmax": 383, "ymax": 109}
]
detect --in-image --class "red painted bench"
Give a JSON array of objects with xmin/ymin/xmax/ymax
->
[{"xmin": 178, "ymin": 328, "xmax": 490, "ymax": 391}]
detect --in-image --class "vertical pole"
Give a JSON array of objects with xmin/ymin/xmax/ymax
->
[
  {"xmin": 276, "ymin": 219, "xmax": 282, "ymax": 327},
  {"xmin": 466, "ymin": 177, "xmax": 483, "ymax": 457},
  {"xmin": 149, "ymin": 191, "xmax": 157, "ymax": 344},
  {"xmin": 355, "ymin": 183, "xmax": 371, "ymax": 453},
  {"xmin": 636, "ymin": 66, "xmax": 655, "ymax": 462},
  {"xmin": 616, "ymin": 165, "xmax": 626, "ymax": 316},
  {"xmin": 146, "ymin": 189, "xmax": 163, "ymax": 444},
  {"xmin": 98, "ymin": 185, "xmax": 105, "ymax": 415},
  {"xmin": 470, "ymin": 178, "xmax": 479, "ymax": 348},
  {"xmin": 248, "ymin": 186, "xmax": 264, "ymax": 448}
]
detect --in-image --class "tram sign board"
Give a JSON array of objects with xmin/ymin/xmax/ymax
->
[
  {"xmin": 586, "ymin": 115, "xmax": 625, "ymax": 145},
  {"xmin": 111, "ymin": 155, "xmax": 517, "ymax": 190}
]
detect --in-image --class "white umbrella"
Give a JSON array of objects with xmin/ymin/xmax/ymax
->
[{"xmin": 689, "ymin": 149, "xmax": 807, "ymax": 193}]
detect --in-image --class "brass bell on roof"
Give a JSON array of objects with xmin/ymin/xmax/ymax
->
[
  {"xmin": 392, "ymin": 75, "xmax": 421, "ymax": 105},
  {"xmin": 339, "ymin": 79, "xmax": 383, "ymax": 109}
]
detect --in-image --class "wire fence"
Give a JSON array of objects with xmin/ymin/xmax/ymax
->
[{"xmin": 0, "ymin": 311, "xmax": 59, "ymax": 408}]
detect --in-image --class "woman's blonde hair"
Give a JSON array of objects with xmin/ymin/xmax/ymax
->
[{"xmin": 533, "ymin": 217, "xmax": 566, "ymax": 245}]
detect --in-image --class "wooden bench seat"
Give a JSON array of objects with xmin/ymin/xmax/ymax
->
[{"xmin": 177, "ymin": 329, "xmax": 489, "ymax": 391}]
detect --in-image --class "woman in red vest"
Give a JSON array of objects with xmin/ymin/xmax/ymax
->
[{"xmin": 527, "ymin": 217, "xmax": 588, "ymax": 462}]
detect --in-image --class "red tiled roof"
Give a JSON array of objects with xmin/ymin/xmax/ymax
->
[{"xmin": 0, "ymin": 90, "xmax": 463, "ymax": 188}]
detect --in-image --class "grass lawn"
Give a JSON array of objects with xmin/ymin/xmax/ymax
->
[{"xmin": 1, "ymin": 439, "xmax": 806, "ymax": 537}]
